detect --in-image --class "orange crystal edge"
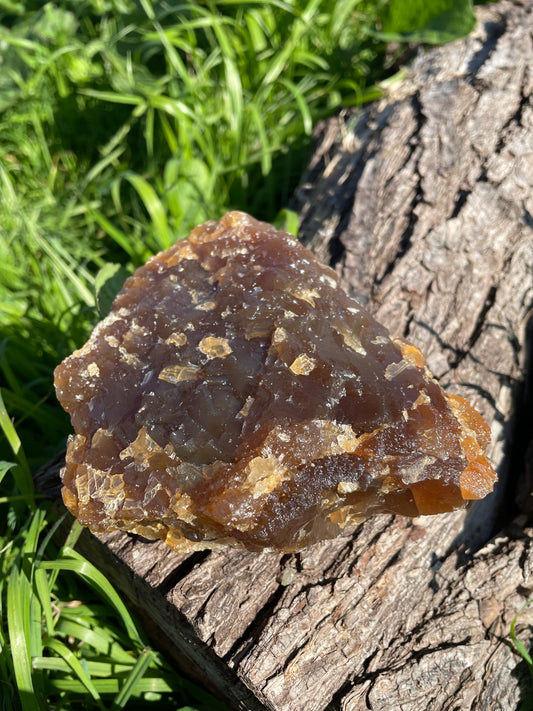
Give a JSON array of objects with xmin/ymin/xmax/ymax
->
[{"xmin": 393, "ymin": 341, "xmax": 496, "ymax": 516}]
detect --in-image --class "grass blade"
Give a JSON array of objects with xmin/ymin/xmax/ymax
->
[
  {"xmin": 0, "ymin": 460, "xmax": 15, "ymax": 488},
  {"xmin": 43, "ymin": 637, "xmax": 105, "ymax": 708},
  {"xmin": 110, "ymin": 647, "xmax": 156, "ymax": 710},
  {"xmin": 511, "ymin": 601, "xmax": 533, "ymax": 679},
  {"xmin": 7, "ymin": 565, "xmax": 40, "ymax": 711},
  {"xmin": 41, "ymin": 549, "xmax": 144, "ymax": 647},
  {"xmin": 0, "ymin": 391, "xmax": 33, "ymax": 502},
  {"xmin": 119, "ymin": 171, "xmax": 172, "ymax": 250}
]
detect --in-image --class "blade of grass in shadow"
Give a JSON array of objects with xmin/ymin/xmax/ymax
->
[
  {"xmin": 89, "ymin": 208, "xmax": 146, "ymax": 263},
  {"xmin": 245, "ymin": 102, "xmax": 272, "ymax": 175},
  {"xmin": 41, "ymin": 548, "xmax": 144, "ymax": 647},
  {"xmin": 0, "ymin": 391, "xmax": 33, "ymax": 503},
  {"xmin": 511, "ymin": 601, "xmax": 533, "ymax": 678},
  {"xmin": 109, "ymin": 647, "xmax": 157, "ymax": 710},
  {"xmin": 54, "ymin": 618, "xmax": 136, "ymax": 664},
  {"xmin": 32, "ymin": 234, "xmax": 95, "ymax": 308},
  {"xmin": 32, "ymin": 675, "xmax": 174, "ymax": 696},
  {"xmin": 43, "ymin": 637, "xmax": 106, "ymax": 709},
  {"xmin": 6, "ymin": 507, "xmax": 47, "ymax": 711},
  {"xmin": 0, "ymin": 461, "xmax": 15, "ymax": 489},
  {"xmin": 115, "ymin": 170, "xmax": 172, "ymax": 250},
  {"xmin": 278, "ymin": 76, "xmax": 313, "ymax": 136},
  {"xmin": 32, "ymin": 657, "xmax": 133, "ymax": 676},
  {"xmin": 7, "ymin": 565, "xmax": 41, "ymax": 711}
]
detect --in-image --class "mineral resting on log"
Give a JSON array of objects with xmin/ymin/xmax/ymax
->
[{"xmin": 54, "ymin": 211, "xmax": 497, "ymax": 552}]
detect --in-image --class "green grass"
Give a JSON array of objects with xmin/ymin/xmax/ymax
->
[
  {"xmin": 510, "ymin": 602, "xmax": 533, "ymax": 711},
  {"xmin": 0, "ymin": 1, "xmax": 483, "ymax": 709}
]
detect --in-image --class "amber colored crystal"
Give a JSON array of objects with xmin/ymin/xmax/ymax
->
[{"xmin": 54, "ymin": 211, "xmax": 497, "ymax": 552}]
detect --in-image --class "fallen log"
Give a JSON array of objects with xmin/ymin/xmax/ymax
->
[{"xmin": 37, "ymin": 1, "xmax": 533, "ymax": 708}]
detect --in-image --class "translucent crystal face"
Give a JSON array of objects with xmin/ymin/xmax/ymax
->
[{"xmin": 54, "ymin": 211, "xmax": 496, "ymax": 552}]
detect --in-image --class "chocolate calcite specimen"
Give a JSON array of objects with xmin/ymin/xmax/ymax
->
[{"xmin": 54, "ymin": 212, "xmax": 497, "ymax": 552}]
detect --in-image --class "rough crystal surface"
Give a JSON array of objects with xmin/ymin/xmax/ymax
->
[{"xmin": 54, "ymin": 211, "xmax": 497, "ymax": 552}]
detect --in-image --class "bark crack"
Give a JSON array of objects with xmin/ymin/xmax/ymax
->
[
  {"xmin": 358, "ymin": 637, "xmax": 474, "ymax": 691},
  {"xmin": 156, "ymin": 550, "xmax": 211, "ymax": 596},
  {"xmin": 449, "ymin": 285, "xmax": 498, "ymax": 370},
  {"xmin": 223, "ymin": 555, "xmax": 291, "ymax": 666},
  {"xmin": 466, "ymin": 15, "xmax": 507, "ymax": 79},
  {"xmin": 325, "ymin": 145, "xmax": 378, "ymax": 270},
  {"xmin": 495, "ymin": 72, "xmax": 532, "ymax": 155},
  {"xmin": 374, "ymin": 91, "xmax": 425, "ymax": 288}
]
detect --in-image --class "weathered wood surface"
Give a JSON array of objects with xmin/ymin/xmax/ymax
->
[{"xmin": 38, "ymin": 1, "xmax": 533, "ymax": 709}]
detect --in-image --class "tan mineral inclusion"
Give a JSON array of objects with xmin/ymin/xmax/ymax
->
[{"xmin": 54, "ymin": 211, "xmax": 497, "ymax": 552}]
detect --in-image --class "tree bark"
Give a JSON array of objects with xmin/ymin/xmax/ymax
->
[{"xmin": 37, "ymin": 1, "xmax": 533, "ymax": 709}]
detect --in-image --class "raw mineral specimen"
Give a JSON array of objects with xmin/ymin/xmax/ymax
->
[{"xmin": 54, "ymin": 211, "xmax": 497, "ymax": 552}]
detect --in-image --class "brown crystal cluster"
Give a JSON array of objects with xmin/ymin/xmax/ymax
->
[{"xmin": 54, "ymin": 211, "xmax": 497, "ymax": 552}]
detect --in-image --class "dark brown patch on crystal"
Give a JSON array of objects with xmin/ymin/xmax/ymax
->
[{"xmin": 54, "ymin": 211, "xmax": 497, "ymax": 552}]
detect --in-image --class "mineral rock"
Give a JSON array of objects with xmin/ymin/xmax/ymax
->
[{"xmin": 54, "ymin": 211, "xmax": 497, "ymax": 552}]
